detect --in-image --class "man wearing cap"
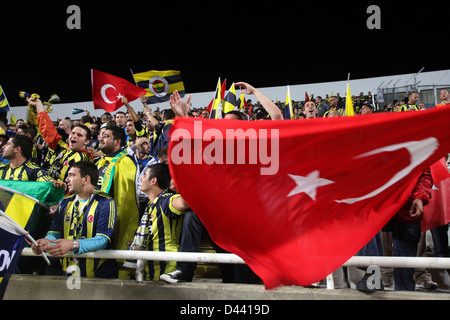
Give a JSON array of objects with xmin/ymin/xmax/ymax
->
[{"xmin": 360, "ymin": 102, "xmax": 374, "ymax": 115}]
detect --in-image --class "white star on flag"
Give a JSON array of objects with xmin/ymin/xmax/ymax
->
[{"xmin": 287, "ymin": 171, "xmax": 335, "ymax": 201}]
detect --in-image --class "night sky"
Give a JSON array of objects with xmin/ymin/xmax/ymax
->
[{"xmin": 1, "ymin": 1, "xmax": 448, "ymax": 106}]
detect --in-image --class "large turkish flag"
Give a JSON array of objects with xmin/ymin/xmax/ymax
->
[
  {"xmin": 169, "ymin": 107, "xmax": 450, "ymax": 289},
  {"xmin": 91, "ymin": 69, "xmax": 146, "ymax": 112}
]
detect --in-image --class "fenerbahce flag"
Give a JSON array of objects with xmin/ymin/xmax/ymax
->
[
  {"xmin": 169, "ymin": 107, "xmax": 450, "ymax": 289},
  {"xmin": 132, "ymin": 70, "xmax": 185, "ymax": 104}
]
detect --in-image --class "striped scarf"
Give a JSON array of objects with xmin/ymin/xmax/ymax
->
[
  {"xmin": 123, "ymin": 191, "xmax": 167, "ymax": 268},
  {"xmin": 96, "ymin": 149, "xmax": 128, "ymax": 195}
]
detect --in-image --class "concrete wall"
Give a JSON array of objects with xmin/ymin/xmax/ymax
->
[{"xmin": 4, "ymin": 275, "xmax": 450, "ymax": 300}]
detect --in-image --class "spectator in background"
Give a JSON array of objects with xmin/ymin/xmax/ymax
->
[
  {"xmin": 303, "ymin": 100, "xmax": 318, "ymax": 119},
  {"xmin": 323, "ymin": 96, "xmax": 343, "ymax": 117},
  {"xmin": 115, "ymin": 111, "xmax": 127, "ymax": 129},
  {"xmin": 201, "ymin": 109, "xmax": 210, "ymax": 119},
  {"xmin": 393, "ymin": 100, "xmax": 401, "ymax": 112},
  {"xmin": 399, "ymin": 92, "xmax": 420, "ymax": 112},
  {"xmin": 17, "ymin": 124, "xmax": 41, "ymax": 165},
  {"xmin": 58, "ymin": 119, "xmax": 72, "ymax": 137},
  {"xmin": 0, "ymin": 128, "xmax": 9, "ymax": 164},
  {"xmin": 151, "ymin": 109, "xmax": 176, "ymax": 158},
  {"xmin": 315, "ymin": 96, "xmax": 330, "ymax": 118},
  {"xmin": 435, "ymin": 89, "xmax": 449, "ymax": 108},
  {"xmin": 360, "ymin": 102, "xmax": 374, "ymax": 115},
  {"xmin": 101, "ymin": 112, "xmax": 112, "ymax": 125}
]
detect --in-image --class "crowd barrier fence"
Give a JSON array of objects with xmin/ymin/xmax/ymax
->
[{"xmin": 21, "ymin": 248, "xmax": 450, "ymax": 290}]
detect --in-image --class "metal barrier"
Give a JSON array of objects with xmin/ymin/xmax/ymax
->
[{"xmin": 21, "ymin": 248, "xmax": 450, "ymax": 290}]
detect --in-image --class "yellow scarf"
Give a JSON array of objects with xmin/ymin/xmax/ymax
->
[{"xmin": 97, "ymin": 149, "xmax": 128, "ymax": 195}]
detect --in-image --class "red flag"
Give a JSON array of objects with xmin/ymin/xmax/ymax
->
[
  {"xmin": 221, "ymin": 79, "xmax": 227, "ymax": 100},
  {"xmin": 205, "ymin": 100, "xmax": 213, "ymax": 115},
  {"xmin": 422, "ymin": 158, "xmax": 450, "ymax": 232},
  {"xmin": 91, "ymin": 69, "xmax": 146, "ymax": 112},
  {"xmin": 169, "ymin": 107, "xmax": 450, "ymax": 289}
]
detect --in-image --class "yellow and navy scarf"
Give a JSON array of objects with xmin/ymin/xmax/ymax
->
[{"xmin": 97, "ymin": 149, "xmax": 129, "ymax": 195}]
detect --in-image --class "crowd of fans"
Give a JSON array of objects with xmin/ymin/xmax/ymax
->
[{"xmin": 1, "ymin": 86, "xmax": 449, "ymax": 292}]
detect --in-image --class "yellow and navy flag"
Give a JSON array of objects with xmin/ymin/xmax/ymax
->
[
  {"xmin": 210, "ymin": 78, "xmax": 223, "ymax": 119},
  {"xmin": 283, "ymin": 86, "xmax": 294, "ymax": 120},
  {"xmin": 0, "ymin": 181, "xmax": 65, "ymax": 298},
  {"xmin": 0, "ymin": 181, "xmax": 65, "ymax": 236},
  {"xmin": 0, "ymin": 85, "xmax": 11, "ymax": 113},
  {"xmin": 238, "ymin": 94, "xmax": 248, "ymax": 111},
  {"xmin": 132, "ymin": 70, "xmax": 185, "ymax": 104},
  {"xmin": 0, "ymin": 214, "xmax": 27, "ymax": 299},
  {"xmin": 223, "ymin": 83, "xmax": 238, "ymax": 114}
]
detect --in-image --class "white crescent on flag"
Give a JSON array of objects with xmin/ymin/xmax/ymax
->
[
  {"xmin": 100, "ymin": 84, "xmax": 118, "ymax": 104},
  {"xmin": 335, "ymin": 137, "xmax": 439, "ymax": 204}
]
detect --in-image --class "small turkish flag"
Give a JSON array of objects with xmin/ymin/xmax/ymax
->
[
  {"xmin": 169, "ymin": 107, "xmax": 450, "ymax": 289},
  {"xmin": 91, "ymin": 69, "xmax": 146, "ymax": 112}
]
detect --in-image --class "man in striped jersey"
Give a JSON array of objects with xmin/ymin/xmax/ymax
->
[
  {"xmin": 0, "ymin": 135, "xmax": 52, "ymax": 182},
  {"xmin": 27, "ymin": 98, "xmax": 93, "ymax": 183},
  {"xmin": 131, "ymin": 163, "xmax": 189, "ymax": 280},
  {"xmin": 32, "ymin": 162, "xmax": 118, "ymax": 278}
]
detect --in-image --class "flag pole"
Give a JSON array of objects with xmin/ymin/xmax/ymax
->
[
  {"xmin": 130, "ymin": 69, "xmax": 138, "ymax": 86},
  {"xmin": 0, "ymin": 210, "xmax": 51, "ymax": 266},
  {"xmin": 90, "ymin": 69, "xmax": 99, "ymax": 120}
]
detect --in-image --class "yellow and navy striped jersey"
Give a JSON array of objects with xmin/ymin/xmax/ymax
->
[
  {"xmin": 48, "ymin": 191, "xmax": 117, "ymax": 278},
  {"xmin": 45, "ymin": 140, "xmax": 93, "ymax": 182},
  {"xmin": 144, "ymin": 191, "xmax": 185, "ymax": 280},
  {"xmin": 0, "ymin": 160, "xmax": 52, "ymax": 182},
  {"xmin": 323, "ymin": 108, "xmax": 344, "ymax": 118},
  {"xmin": 399, "ymin": 104, "xmax": 419, "ymax": 112},
  {"xmin": 37, "ymin": 110, "xmax": 93, "ymax": 182}
]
